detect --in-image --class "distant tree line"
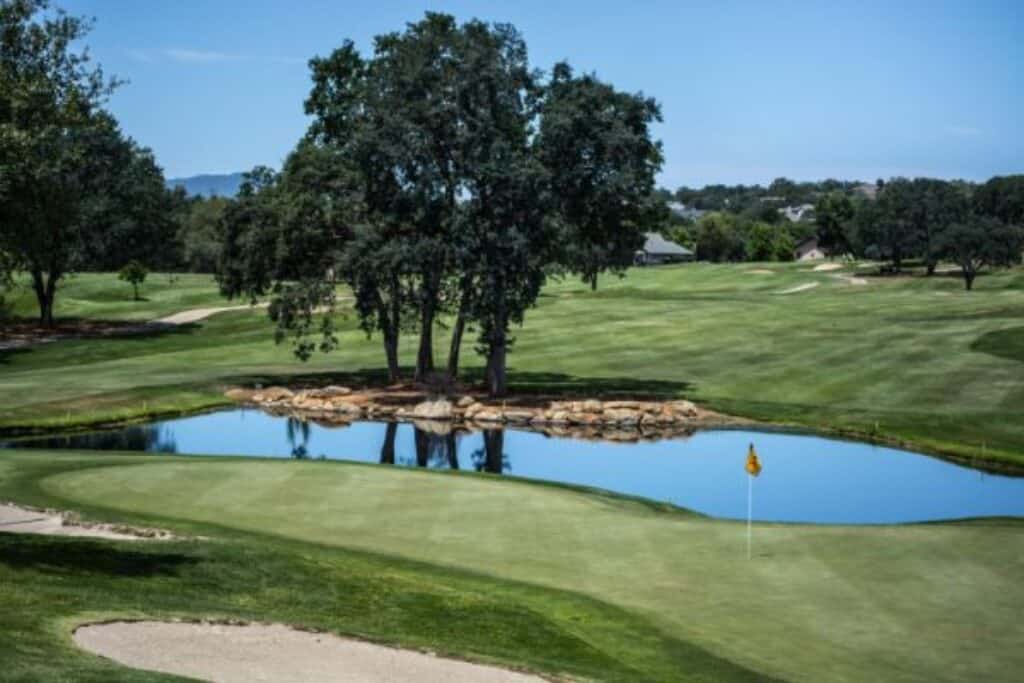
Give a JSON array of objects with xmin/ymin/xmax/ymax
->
[
  {"xmin": 813, "ymin": 177, "xmax": 1024, "ymax": 289},
  {"xmin": 654, "ymin": 176, "xmax": 1024, "ymax": 289}
]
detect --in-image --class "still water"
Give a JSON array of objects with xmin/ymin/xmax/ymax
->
[{"xmin": 9, "ymin": 408, "xmax": 1024, "ymax": 524}]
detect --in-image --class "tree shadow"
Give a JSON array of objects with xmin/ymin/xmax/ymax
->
[
  {"xmin": 229, "ymin": 368, "xmax": 693, "ymax": 400},
  {"xmin": 0, "ymin": 534, "xmax": 198, "ymax": 577},
  {"xmin": 0, "ymin": 320, "xmax": 203, "ymax": 364},
  {"xmin": 970, "ymin": 326, "xmax": 1024, "ymax": 363}
]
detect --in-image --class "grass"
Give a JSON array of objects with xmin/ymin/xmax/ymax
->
[
  {"xmin": 1, "ymin": 451, "xmax": 769, "ymax": 683},
  {"xmin": 5, "ymin": 272, "xmax": 229, "ymax": 321},
  {"xmin": 1, "ymin": 450, "xmax": 1021, "ymax": 681},
  {"xmin": 2, "ymin": 263, "xmax": 1023, "ymax": 680},
  {"xmin": 2, "ymin": 262, "xmax": 1023, "ymax": 466}
]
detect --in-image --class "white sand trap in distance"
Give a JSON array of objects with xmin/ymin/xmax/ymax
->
[
  {"xmin": 774, "ymin": 282, "xmax": 819, "ymax": 294},
  {"xmin": 833, "ymin": 274, "xmax": 868, "ymax": 286},
  {"xmin": 74, "ymin": 621, "xmax": 546, "ymax": 683},
  {"xmin": 812, "ymin": 263, "xmax": 844, "ymax": 272},
  {"xmin": 746, "ymin": 269, "xmax": 775, "ymax": 275},
  {"xmin": 0, "ymin": 503, "xmax": 165, "ymax": 541}
]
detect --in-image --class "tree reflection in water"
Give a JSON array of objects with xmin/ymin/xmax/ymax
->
[
  {"xmin": 413, "ymin": 427, "xmax": 460, "ymax": 469},
  {"xmin": 286, "ymin": 418, "xmax": 312, "ymax": 459},
  {"xmin": 472, "ymin": 429, "xmax": 509, "ymax": 474},
  {"xmin": 5, "ymin": 425, "xmax": 177, "ymax": 453}
]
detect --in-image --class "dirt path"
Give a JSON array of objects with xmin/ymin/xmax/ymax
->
[
  {"xmin": 155, "ymin": 303, "xmax": 268, "ymax": 325},
  {"xmin": 0, "ymin": 503, "xmax": 168, "ymax": 541},
  {"xmin": 74, "ymin": 621, "xmax": 545, "ymax": 683}
]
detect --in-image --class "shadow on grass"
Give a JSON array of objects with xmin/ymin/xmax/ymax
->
[
  {"xmin": 0, "ymin": 319, "xmax": 204, "ymax": 364},
  {"xmin": 231, "ymin": 368, "xmax": 694, "ymax": 400},
  {"xmin": 971, "ymin": 326, "xmax": 1024, "ymax": 363},
  {"xmin": 0, "ymin": 534, "xmax": 198, "ymax": 577}
]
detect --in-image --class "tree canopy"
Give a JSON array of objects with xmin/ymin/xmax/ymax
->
[{"xmin": 219, "ymin": 13, "xmax": 664, "ymax": 395}]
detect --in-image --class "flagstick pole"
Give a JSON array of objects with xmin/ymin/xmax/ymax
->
[{"xmin": 747, "ymin": 474, "xmax": 752, "ymax": 560}]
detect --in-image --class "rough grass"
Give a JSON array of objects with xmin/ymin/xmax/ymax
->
[
  {"xmin": 2, "ymin": 263, "xmax": 1024, "ymax": 465},
  {"xmin": 3, "ymin": 450, "xmax": 1022, "ymax": 682}
]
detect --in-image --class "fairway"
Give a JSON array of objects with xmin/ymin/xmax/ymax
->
[
  {"xmin": 12, "ymin": 452, "xmax": 1021, "ymax": 683},
  {"xmin": 2, "ymin": 263, "xmax": 1023, "ymax": 468}
]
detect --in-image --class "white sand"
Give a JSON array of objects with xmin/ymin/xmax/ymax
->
[
  {"xmin": 812, "ymin": 263, "xmax": 843, "ymax": 272},
  {"xmin": 833, "ymin": 274, "xmax": 868, "ymax": 286},
  {"xmin": 155, "ymin": 303, "xmax": 268, "ymax": 325},
  {"xmin": 0, "ymin": 503, "xmax": 164, "ymax": 541},
  {"xmin": 74, "ymin": 621, "xmax": 546, "ymax": 683},
  {"xmin": 746, "ymin": 269, "xmax": 775, "ymax": 275},
  {"xmin": 774, "ymin": 282, "xmax": 819, "ymax": 294}
]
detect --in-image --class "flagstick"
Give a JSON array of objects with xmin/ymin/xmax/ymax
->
[{"xmin": 747, "ymin": 474, "xmax": 752, "ymax": 560}]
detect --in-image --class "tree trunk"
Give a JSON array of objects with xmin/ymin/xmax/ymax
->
[
  {"xmin": 383, "ymin": 328, "xmax": 400, "ymax": 383},
  {"xmin": 379, "ymin": 281, "xmax": 402, "ymax": 383},
  {"xmin": 379, "ymin": 422, "xmax": 397, "ymax": 465},
  {"xmin": 446, "ymin": 276, "xmax": 473, "ymax": 379},
  {"xmin": 31, "ymin": 269, "xmax": 58, "ymax": 327},
  {"xmin": 415, "ymin": 296, "xmax": 435, "ymax": 382},
  {"xmin": 133, "ymin": 283, "xmax": 140, "ymax": 301},
  {"xmin": 964, "ymin": 268, "xmax": 975, "ymax": 291},
  {"xmin": 486, "ymin": 332, "xmax": 507, "ymax": 397},
  {"xmin": 447, "ymin": 311, "xmax": 466, "ymax": 378},
  {"xmin": 926, "ymin": 259, "xmax": 936, "ymax": 277},
  {"xmin": 485, "ymin": 283, "xmax": 509, "ymax": 397}
]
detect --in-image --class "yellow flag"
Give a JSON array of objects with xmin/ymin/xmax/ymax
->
[{"xmin": 745, "ymin": 443, "xmax": 762, "ymax": 477}]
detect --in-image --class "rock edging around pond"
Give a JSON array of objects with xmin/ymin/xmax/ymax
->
[{"xmin": 224, "ymin": 385, "xmax": 741, "ymax": 441}]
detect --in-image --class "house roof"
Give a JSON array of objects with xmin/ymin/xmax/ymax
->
[
  {"xmin": 794, "ymin": 236, "xmax": 819, "ymax": 252},
  {"xmin": 642, "ymin": 232, "xmax": 693, "ymax": 256}
]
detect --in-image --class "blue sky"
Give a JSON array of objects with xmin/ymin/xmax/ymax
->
[{"xmin": 64, "ymin": 0, "xmax": 1023, "ymax": 187}]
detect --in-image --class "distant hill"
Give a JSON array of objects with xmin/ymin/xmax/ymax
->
[{"xmin": 167, "ymin": 173, "xmax": 245, "ymax": 198}]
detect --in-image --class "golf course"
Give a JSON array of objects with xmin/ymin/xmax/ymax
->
[{"xmin": 2, "ymin": 262, "xmax": 1023, "ymax": 681}]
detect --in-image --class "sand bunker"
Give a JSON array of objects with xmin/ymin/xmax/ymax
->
[
  {"xmin": 775, "ymin": 283, "xmax": 819, "ymax": 294},
  {"xmin": 74, "ymin": 621, "xmax": 545, "ymax": 683},
  {"xmin": 0, "ymin": 503, "xmax": 169, "ymax": 541},
  {"xmin": 746, "ymin": 269, "xmax": 775, "ymax": 275},
  {"xmin": 833, "ymin": 274, "xmax": 868, "ymax": 286},
  {"xmin": 812, "ymin": 263, "xmax": 844, "ymax": 272}
]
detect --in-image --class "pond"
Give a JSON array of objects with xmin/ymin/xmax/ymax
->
[{"xmin": 7, "ymin": 408, "xmax": 1023, "ymax": 524}]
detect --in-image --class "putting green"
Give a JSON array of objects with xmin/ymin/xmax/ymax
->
[{"xmin": 43, "ymin": 458, "xmax": 1024, "ymax": 682}]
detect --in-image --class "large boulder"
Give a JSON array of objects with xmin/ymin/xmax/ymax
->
[
  {"xmin": 456, "ymin": 395, "xmax": 476, "ymax": 408},
  {"xmin": 667, "ymin": 400, "xmax": 699, "ymax": 417},
  {"xmin": 603, "ymin": 408, "xmax": 640, "ymax": 426},
  {"xmin": 254, "ymin": 386, "xmax": 294, "ymax": 403},
  {"xmin": 306, "ymin": 385, "xmax": 352, "ymax": 399},
  {"xmin": 581, "ymin": 399, "xmax": 603, "ymax": 413},
  {"xmin": 502, "ymin": 409, "xmax": 536, "ymax": 424},
  {"xmin": 603, "ymin": 400, "xmax": 642, "ymax": 410},
  {"xmin": 412, "ymin": 398, "xmax": 454, "ymax": 420},
  {"xmin": 332, "ymin": 402, "xmax": 364, "ymax": 416}
]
